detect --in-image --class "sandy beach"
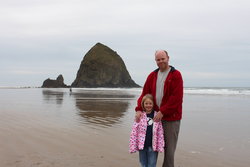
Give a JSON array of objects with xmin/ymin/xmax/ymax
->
[{"xmin": 0, "ymin": 88, "xmax": 250, "ymax": 167}]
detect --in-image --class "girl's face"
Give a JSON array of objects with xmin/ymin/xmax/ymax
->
[{"xmin": 143, "ymin": 98, "xmax": 153, "ymax": 113}]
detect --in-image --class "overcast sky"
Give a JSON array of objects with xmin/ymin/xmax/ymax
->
[{"xmin": 1, "ymin": 0, "xmax": 250, "ymax": 87}]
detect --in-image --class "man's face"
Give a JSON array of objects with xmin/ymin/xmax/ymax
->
[{"xmin": 155, "ymin": 52, "xmax": 169, "ymax": 71}]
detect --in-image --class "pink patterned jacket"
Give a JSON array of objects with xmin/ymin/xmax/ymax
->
[{"xmin": 129, "ymin": 111, "xmax": 165, "ymax": 153}]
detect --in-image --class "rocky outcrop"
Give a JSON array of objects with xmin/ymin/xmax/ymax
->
[
  {"xmin": 42, "ymin": 74, "xmax": 68, "ymax": 88},
  {"xmin": 71, "ymin": 43, "xmax": 140, "ymax": 88}
]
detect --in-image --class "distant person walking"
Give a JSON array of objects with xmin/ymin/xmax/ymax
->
[
  {"xmin": 135, "ymin": 50, "xmax": 183, "ymax": 167},
  {"xmin": 129, "ymin": 94, "xmax": 164, "ymax": 167}
]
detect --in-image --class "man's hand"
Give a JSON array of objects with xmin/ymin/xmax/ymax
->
[
  {"xmin": 153, "ymin": 111, "xmax": 163, "ymax": 122},
  {"xmin": 135, "ymin": 111, "xmax": 142, "ymax": 123}
]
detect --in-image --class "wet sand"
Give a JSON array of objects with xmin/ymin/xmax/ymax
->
[
  {"xmin": 0, "ymin": 88, "xmax": 250, "ymax": 167},
  {"xmin": 0, "ymin": 118, "xmax": 138, "ymax": 167}
]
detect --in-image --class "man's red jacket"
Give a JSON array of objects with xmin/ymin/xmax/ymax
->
[{"xmin": 135, "ymin": 66, "xmax": 183, "ymax": 121}]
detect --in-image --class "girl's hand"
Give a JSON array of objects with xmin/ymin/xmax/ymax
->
[
  {"xmin": 153, "ymin": 111, "xmax": 163, "ymax": 122},
  {"xmin": 135, "ymin": 111, "xmax": 142, "ymax": 122}
]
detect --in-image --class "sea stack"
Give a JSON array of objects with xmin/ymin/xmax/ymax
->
[
  {"xmin": 42, "ymin": 74, "xmax": 68, "ymax": 88},
  {"xmin": 71, "ymin": 43, "xmax": 140, "ymax": 88}
]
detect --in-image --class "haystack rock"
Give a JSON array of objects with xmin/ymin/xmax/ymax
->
[
  {"xmin": 42, "ymin": 74, "xmax": 68, "ymax": 88},
  {"xmin": 71, "ymin": 43, "xmax": 140, "ymax": 88}
]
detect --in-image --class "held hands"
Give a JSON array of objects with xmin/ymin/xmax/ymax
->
[
  {"xmin": 135, "ymin": 111, "xmax": 163, "ymax": 122},
  {"xmin": 153, "ymin": 111, "xmax": 163, "ymax": 122}
]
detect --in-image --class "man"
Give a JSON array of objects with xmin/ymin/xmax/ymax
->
[{"xmin": 135, "ymin": 50, "xmax": 183, "ymax": 167}]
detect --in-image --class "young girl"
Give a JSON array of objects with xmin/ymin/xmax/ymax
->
[{"xmin": 129, "ymin": 94, "xmax": 164, "ymax": 167}]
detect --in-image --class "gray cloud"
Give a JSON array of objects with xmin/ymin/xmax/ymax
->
[{"xmin": 1, "ymin": 0, "xmax": 250, "ymax": 87}]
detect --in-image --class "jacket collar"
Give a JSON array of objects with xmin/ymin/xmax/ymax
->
[{"xmin": 154, "ymin": 65, "xmax": 175, "ymax": 73}]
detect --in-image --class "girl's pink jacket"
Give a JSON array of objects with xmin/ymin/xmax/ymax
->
[{"xmin": 129, "ymin": 111, "xmax": 165, "ymax": 153}]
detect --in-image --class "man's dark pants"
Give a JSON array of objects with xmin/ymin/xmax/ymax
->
[{"xmin": 162, "ymin": 120, "xmax": 181, "ymax": 167}]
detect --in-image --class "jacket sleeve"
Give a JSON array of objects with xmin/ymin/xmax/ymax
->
[
  {"xmin": 129, "ymin": 122, "xmax": 139, "ymax": 153},
  {"xmin": 160, "ymin": 71, "xmax": 183, "ymax": 116}
]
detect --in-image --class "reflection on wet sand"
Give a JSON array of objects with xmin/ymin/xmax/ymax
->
[
  {"xmin": 76, "ymin": 100, "xmax": 129, "ymax": 127},
  {"xmin": 72, "ymin": 89, "xmax": 135, "ymax": 127},
  {"xmin": 42, "ymin": 89, "xmax": 65, "ymax": 105},
  {"xmin": 71, "ymin": 89, "xmax": 136, "ymax": 99},
  {"xmin": 41, "ymin": 88, "xmax": 136, "ymax": 127}
]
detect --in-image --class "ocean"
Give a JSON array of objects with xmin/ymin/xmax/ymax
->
[{"xmin": 0, "ymin": 87, "xmax": 249, "ymax": 167}]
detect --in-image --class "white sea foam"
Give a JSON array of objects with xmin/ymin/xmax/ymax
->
[
  {"xmin": 71, "ymin": 87, "xmax": 250, "ymax": 96},
  {"xmin": 1, "ymin": 86, "xmax": 250, "ymax": 96},
  {"xmin": 184, "ymin": 87, "xmax": 250, "ymax": 96}
]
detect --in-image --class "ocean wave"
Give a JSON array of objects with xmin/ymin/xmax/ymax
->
[
  {"xmin": 184, "ymin": 87, "xmax": 250, "ymax": 96},
  {"xmin": 1, "ymin": 87, "xmax": 250, "ymax": 96}
]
